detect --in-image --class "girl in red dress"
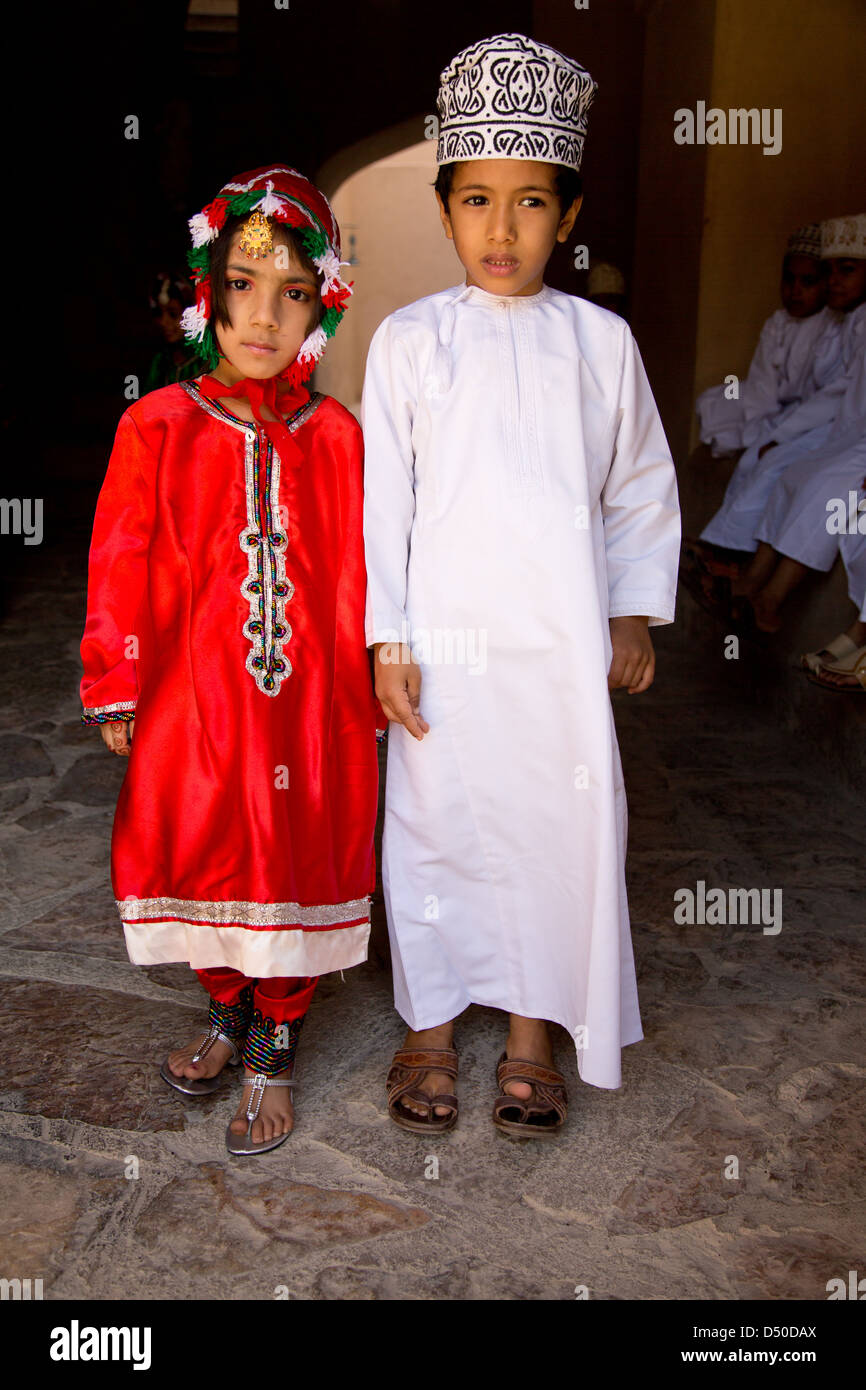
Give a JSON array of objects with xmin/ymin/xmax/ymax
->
[{"xmin": 80, "ymin": 166, "xmax": 380, "ymax": 1154}]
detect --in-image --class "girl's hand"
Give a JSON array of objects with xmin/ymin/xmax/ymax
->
[
  {"xmin": 99, "ymin": 719, "xmax": 135, "ymax": 756},
  {"xmin": 373, "ymin": 642, "xmax": 430, "ymax": 741},
  {"xmin": 608, "ymin": 617, "xmax": 655, "ymax": 694}
]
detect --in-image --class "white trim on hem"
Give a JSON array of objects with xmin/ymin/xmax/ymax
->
[{"xmin": 123, "ymin": 918, "xmax": 371, "ymax": 978}]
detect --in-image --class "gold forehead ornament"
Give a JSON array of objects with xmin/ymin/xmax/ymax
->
[{"xmin": 238, "ymin": 211, "xmax": 275, "ymax": 259}]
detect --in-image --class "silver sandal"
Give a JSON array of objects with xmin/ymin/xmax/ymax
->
[
  {"xmin": 160, "ymin": 1026, "xmax": 243, "ymax": 1096},
  {"xmin": 225, "ymin": 1072, "xmax": 295, "ymax": 1155}
]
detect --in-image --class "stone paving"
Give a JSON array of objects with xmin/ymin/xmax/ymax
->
[{"xmin": 0, "ymin": 485, "xmax": 863, "ymax": 1301}]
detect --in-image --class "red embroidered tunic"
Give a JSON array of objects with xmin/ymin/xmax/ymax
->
[{"xmin": 80, "ymin": 379, "xmax": 380, "ymax": 977}]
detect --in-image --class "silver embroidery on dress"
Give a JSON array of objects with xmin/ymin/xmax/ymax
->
[
  {"xmin": 180, "ymin": 381, "xmax": 324, "ymax": 696},
  {"xmin": 83, "ymin": 701, "xmax": 137, "ymax": 716},
  {"xmin": 239, "ymin": 431, "xmax": 294, "ymax": 697},
  {"xmin": 117, "ymin": 894, "xmax": 372, "ymax": 927}
]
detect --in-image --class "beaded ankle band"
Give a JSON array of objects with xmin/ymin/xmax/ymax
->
[
  {"xmin": 242, "ymin": 1008, "xmax": 305, "ymax": 1077},
  {"xmin": 208, "ymin": 985, "xmax": 253, "ymax": 1042}
]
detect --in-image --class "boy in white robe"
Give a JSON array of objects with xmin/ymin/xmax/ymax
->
[
  {"xmin": 698, "ymin": 230, "xmax": 849, "ymax": 557},
  {"xmin": 696, "ymin": 224, "xmax": 833, "ymax": 458},
  {"xmin": 731, "ymin": 215, "xmax": 866, "ymax": 632},
  {"xmin": 362, "ymin": 34, "xmax": 680, "ymax": 1135}
]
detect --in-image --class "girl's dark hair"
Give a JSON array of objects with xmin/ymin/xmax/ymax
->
[
  {"xmin": 434, "ymin": 162, "xmax": 582, "ymax": 214},
  {"xmin": 209, "ymin": 214, "xmax": 324, "ymax": 328}
]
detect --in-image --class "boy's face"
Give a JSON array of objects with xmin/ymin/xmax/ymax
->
[
  {"xmin": 156, "ymin": 297, "xmax": 185, "ymax": 344},
  {"xmin": 214, "ymin": 228, "xmax": 319, "ymax": 381},
  {"xmin": 436, "ymin": 159, "xmax": 581, "ymax": 297},
  {"xmin": 780, "ymin": 254, "xmax": 826, "ymax": 318},
  {"xmin": 825, "ymin": 257, "xmax": 866, "ymax": 312}
]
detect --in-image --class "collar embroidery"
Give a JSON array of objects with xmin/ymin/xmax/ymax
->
[{"xmin": 182, "ymin": 380, "xmax": 323, "ymax": 696}]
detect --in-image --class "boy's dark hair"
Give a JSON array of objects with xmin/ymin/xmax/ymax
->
[
  {"xmin": 149, "ymin": 270, "xmax": 195, "ymax": 313},
  {"xmin": 434, "ymin": 162, "xmax": 582, "ymax": 215},
  {"xmin": 781, "ymin": 252, "xmax": 826, "ymax": 279},
  {"xmin": 209, "ymin": 214, "xmax": 324, "ymax": 329}
]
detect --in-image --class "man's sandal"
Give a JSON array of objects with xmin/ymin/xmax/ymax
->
[
  {"xmin": 386, "ymin": 1048, "xmax": 459, "ymax": 1133},
  {"xmin": 160, "ymin": 1025, "xmax": 243, "ymax": 1096},
  {"xmin": 800, "ymin": 632, "xmax": 859, "ymax": 674},
  {"xmin": 492, "ymin": 1053, "xmax": 568, "ymax": 1138},
  {"xmin": 226, "ymin": 1072, "xmax": 296, "ymax": 1155},
  {"xmin": 805, "ymin": 646, "xmax": 866, "ymax": 692}
]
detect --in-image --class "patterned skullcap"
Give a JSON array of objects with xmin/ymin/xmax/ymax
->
[
  {"xmin": 821, "ymin": 214, "xmax": 866, "ymax": 259},
  {"xmin": 785, "ymin": 224, "xmax": 822, "ymax": 259},
  {"xmin": 436, "ymin": 33, "xmax": 596, "ymax": 173}
]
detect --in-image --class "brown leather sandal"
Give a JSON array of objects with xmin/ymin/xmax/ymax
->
[
  {"xmin": 492, "ymin": 1052, "xmax": 567, "ymax": 1138},
  {"xmin": 386, "ymin": 1047, "xmax": 458, "ymax": 1133}
]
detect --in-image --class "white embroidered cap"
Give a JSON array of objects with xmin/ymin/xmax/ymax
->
[
  {"xmin": 821, "ymin": 214, "xmax": 866, "ymax": 259},
  {"xmin": 436, "ymin": 32, "xmax": 596, "ymax": 173}
]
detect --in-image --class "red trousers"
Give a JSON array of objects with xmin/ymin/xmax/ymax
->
[{"xmin": 196, "ymin": 967, "xmax": 318, "ymax": 1073}]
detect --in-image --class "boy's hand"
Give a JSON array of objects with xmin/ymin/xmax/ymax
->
[
  {"xmin": 99, "ymin": 719, "xmax": 134, "ymax": 756},
  {"xmin": 608, "ymin": 616, "xmax": 655, "ymax": 694},
  {"xmin": 373, "ymin": 642, "xmax": 430, "ymax": 740}
]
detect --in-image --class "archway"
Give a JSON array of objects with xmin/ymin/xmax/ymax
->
[{"xmin": 315, "ymin": 125, "xmax": 463, "ymax": 415}]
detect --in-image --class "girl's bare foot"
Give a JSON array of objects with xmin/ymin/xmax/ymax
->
[
  {"xmin": 397, "ymin": 1022, "xmax": 456, "ymax": 1118},
  {"xmin": 503, "ymin": 1016, "xmax": 555, "ymax": 1101},
  {"xmin": 229, "ymin": 1066, "xmax": 295, "ymax": 1144},
  {"xmin": 166, "ymin": 1033, "xmax": 237, "ymax": 1082}
]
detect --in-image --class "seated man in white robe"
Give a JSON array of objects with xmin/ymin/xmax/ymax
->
[
  {"xmin": 725, "ymin": 215, "xmax": 866, "ymax": 632},
  {"xmin": 696, "ymin": 223, "xmax": 833, "ymax": 458},
  {"xmin": 696, "ymin": 213, "xmax": 863, "ymax": 569}
]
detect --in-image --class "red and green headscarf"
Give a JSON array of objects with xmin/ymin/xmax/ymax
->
[{"xmin": 180, "ymin": 164, "xmax": 353, "ymax": 389}]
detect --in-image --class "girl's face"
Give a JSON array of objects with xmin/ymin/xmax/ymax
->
[{"xmin": 214, "ymin": 228, "xmax": 319, "ymax": 380}]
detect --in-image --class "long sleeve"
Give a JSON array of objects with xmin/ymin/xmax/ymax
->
[
  {"xmin": 331, "ymin": 412, "xmax": 384, "ymax": 735},
  {"xmin": 764, "ymin": 320, "xmax": 849, "ymax": 445},
  {"xmin": 767, "ymin": 377, "xmax": 848, "ymax": 445},
  {"xmin": 826, "ymin": 334, "xmax": 866, "ymax": 446},
  {"xmin": 361, "ymin": 316, "xmax": 418, "ymax": 646},
  {"xmin": 602, "ymin": 329, "xmax": 681, "ymax": 626},
  {"xmin": 739, "ymin": 312, "xmax": 787, "ymax": 427},
  {"xmin": 80, "ymin": 410, "xmax": 156, "ymax": 722}
]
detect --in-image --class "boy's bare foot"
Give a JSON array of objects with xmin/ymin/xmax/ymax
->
[
  {"xmin": 751, "ymin": 591, "xmax": 782, "ymax": 632},
  {"xmin": 166, "ymin": 1033, "xmax": 237, "ymax": 1082},
  {"xmin": 229, "ymin": 1066, "xmax": 295, "ymax": 1144},
  {"xmin": 397, "ymin": 1022, "xmax": 456, "ymax": 1118},
  {"xmin": 503, "ymin": 1015, "xmax": 555, "ymax": 1101}
]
